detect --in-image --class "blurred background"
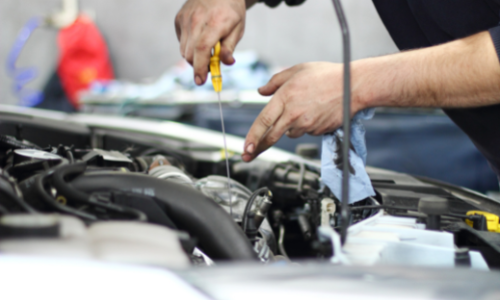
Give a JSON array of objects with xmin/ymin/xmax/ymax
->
[
  {"xmin": 0, "ymin": 0, "xmax": 397, "ymax": 105},
  {"xmin": 0, "ymin": 0, "xmax": 498, "ymax": 193}
]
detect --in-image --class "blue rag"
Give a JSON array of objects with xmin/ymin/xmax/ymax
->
[{"xmin": 321, "ymin": 108, "xmax": 376, "ymax": 204}]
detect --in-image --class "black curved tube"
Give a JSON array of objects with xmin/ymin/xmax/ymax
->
[
  {"xmin": 242, "ymin": 187, "xmax": 270, "ymax": 232},
  {"xmin": 0, "ymin": 189, "xmax": 36, "ymax": 214},
  {"xmin": 35, "ymin": 174, "xmax": 97, "ymax": 220},
  {"xmin": 71, "ymin": 171, "xmax": 257, "ymax": 261},
  {"xmin": 51, "ymin": 163, "xmax": 147, "ymax": 222},
  {"xmin": 0, "ymin": 176, "xmax": 36, "ymax": 214},
  {"xmin": 51, "ymin": 163, "xmax": 90, "ymax": 203}
]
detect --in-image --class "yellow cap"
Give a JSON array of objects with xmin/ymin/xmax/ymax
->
[
  {"xmin": 465, "ymin": 210, "xmax": 500, "ymax": 233},
  {"xmin": 210, "ymin": 42, "xmax": 222, "ymax": 92}
]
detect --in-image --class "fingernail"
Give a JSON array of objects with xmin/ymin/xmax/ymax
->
[
  {"xmin": 246, "ymin": 143, "xmax": 255, "ymax": 154},
  {"xmin": 195, "ymin": 75, "xmax": 202, "ymax": 85}
]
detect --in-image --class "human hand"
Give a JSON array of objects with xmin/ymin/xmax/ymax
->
[
  {"xmin": 242, "ymin": 62, "xmax": 364, "ymax": 162},
  {"xmin": 175, "ymin": 0, "xmax": 247, "ymax": 86}
]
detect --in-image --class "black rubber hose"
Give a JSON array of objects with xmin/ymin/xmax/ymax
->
[
  {"xmin": 350, "ymin": 205, "xmax": 412, "ymax": 211},
  {"xmin": 0, "ymin": 189, "xmax": 36, "ymax": 214},
  {"xmin": 51, "ymin": 163, "xmax": 89, "ymax": 203},
  {"xmin": 70, "ymin": 171, "xmax": 257, "ymax": 261},
  {"xmin": 16, "ymin": 171, "xmax": 95, "ymax": 220},
  {"xmin": 0, "ymin": 177, "xmax": 36, "ymax": 214},
  {"xmin": 51, "ymin": 163, "xmax": 147, "ymax": 221},
  {"xmin": 35, "ymin": 174, "xmax": 97, "ymax": 220},
  {"xmin": 242, "ymin": 187, "xmax": 271, "ymax": 232}
]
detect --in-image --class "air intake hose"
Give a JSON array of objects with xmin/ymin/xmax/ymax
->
[{"xmin": 70, "ymin": 171, "xmax": 257, "ymax": 261}]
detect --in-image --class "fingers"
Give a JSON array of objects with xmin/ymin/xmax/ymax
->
[
  {"xmin": 258, "ymin": 67, "xmax": 297, "ymax": 96},
  {"xmin": 175, "ymin": 9, "xmax": 188, "ymax": 59},
  {"xmin": 175, "ymin": 12, "xmax": 182, "ymax": 41},
  {"xmin": 220, "ymin": 24, "xmax": 243, "ymax": 65},
  {"xmin": 192, "ymin": 19, "xmax": 244, "ymax": 84},
  {"xmin": 192, "ymin": 26, "xmax": 222, "ymax": 84},
  {"xmin": 250, "ymin": 113, "xmax": 295, "ymax": 160},
  {"xmin": 182, "ymin": 12, "xmax": 203, "ymax": 65},
  {"xmin": 243, "ymin": 99, "xmax": 284, "ymax": 162},
  {"xmin": 286, "ymin": 127, "xmax": 306, "ymax": 139},
  {"xmin": 243, "ymin": 68, "xmax": 301, "ymax": 162},
  {"xmin": 242, "ymin": 62, "xmax": 346, "ymax": 161},
  {"xmin": 175, "ymin": 1, "xmax": 246, "ymax": 86}
]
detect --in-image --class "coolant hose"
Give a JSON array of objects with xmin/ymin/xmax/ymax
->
[
  {"xmin": 70, "ymin": 171, "xmax": 257, "ymax": 261},
  {"xmin": 51, "ymin": 163, "xmax": 147, "ymax": 221}
]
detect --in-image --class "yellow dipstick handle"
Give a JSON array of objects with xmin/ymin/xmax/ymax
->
[{"xmin": 210, "ymin": 42, "xmax": 222, "ymax": 92}]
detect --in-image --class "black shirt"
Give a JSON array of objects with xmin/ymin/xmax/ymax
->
[
  {"xmin": 372, "ymin": 0, "xmax": 500, "ymax": 176},
  {"xmin": 264, "ymin": 0, "xmax": 500, "ymax": 177}
]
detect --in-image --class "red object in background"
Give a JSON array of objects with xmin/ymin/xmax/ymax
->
[{"xmin": 57, "ymin": 15, "xmax": 114, "ymax": 109}]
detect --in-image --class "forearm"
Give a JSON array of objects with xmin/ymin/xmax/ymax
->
[{"xmin": 354, "ymin": 31, "xmax": 500, "ymax": 110}]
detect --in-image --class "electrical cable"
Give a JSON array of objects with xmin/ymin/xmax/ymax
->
[
  {"xmin": 0, "ymin": 174, "xmax": 37, "ymax": 214},
  {"xmin": 350, "ymin": 205, "xmax": 414, "ymax": 211},
  {"xmin": 331, "ymin": 0, "xmax": 352, "ymax": 245},
  {"xmin": 278, "ymin": 224, "xmax": 289, "ymax": 259},
  {"xmin": 0, "ymin": 189, "xmax": 37, "ymax": 214},
  {"xmin": 351, "ymin": 204, "xmax": 471, "ymax": 224},
  {"xmin": 242, "ymin": 187, "xmax": 271, "ymax": 232},
  {"xmin": 446, "ymin": 212, "xmax": 479, "ymax": 219}
]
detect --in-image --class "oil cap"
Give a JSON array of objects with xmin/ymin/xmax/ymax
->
[
  {"xmin": 418, "ymin": 197, "xmax": 449, "ymax": 230},
  {"xmin": 418, "ymin": 196, "xmax": 449, "ymax": 215},
  {"xmin": 13, "ymin": 149, "xmax": 62, "ymax": 165}
]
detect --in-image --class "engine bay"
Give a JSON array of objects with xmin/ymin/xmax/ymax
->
[{"xmin": 0, "ymin": 110, "xmax": 500, "ymax": 270}]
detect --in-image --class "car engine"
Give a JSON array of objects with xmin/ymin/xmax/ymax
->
[
  {"xmin": 0, "ymin": 114, "xmax": 499, "ymax": 271},
  {"xmin": 0, "ymin": 132, "xmax": 342, "ymax": 265}
]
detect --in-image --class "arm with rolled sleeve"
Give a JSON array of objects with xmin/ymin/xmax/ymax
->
[{"xmin": 242, "ymin": 29, "xmax": 500, "ymax": 162}]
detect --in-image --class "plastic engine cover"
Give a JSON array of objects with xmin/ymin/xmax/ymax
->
[{"xmin": 0, "ymin": 214, "xmax": 190, "ymax": 269}]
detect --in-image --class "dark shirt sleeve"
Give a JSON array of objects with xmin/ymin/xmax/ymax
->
[
  {"xmin": 258, "ymin": 0, "xmax": 306, "ymax": 8},
  {"xmin": 489, "ymin": 26, "xmax": 500, "ymax": 62}
]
